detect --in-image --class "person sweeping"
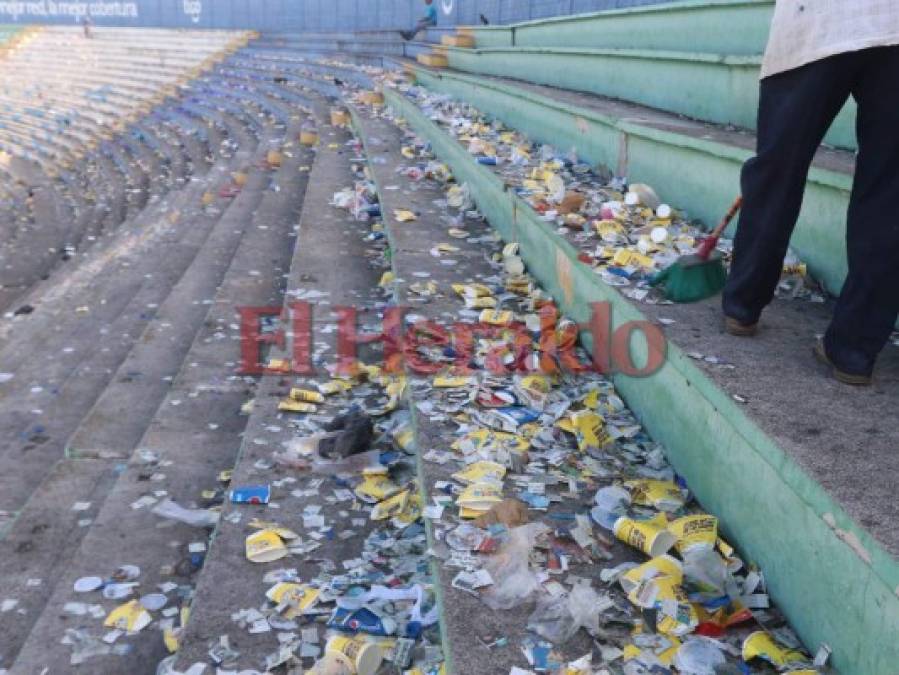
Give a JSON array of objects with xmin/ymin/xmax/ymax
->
[{"xmin": 722, "ymin": 1, "xmax": 899, "ymax": 385}]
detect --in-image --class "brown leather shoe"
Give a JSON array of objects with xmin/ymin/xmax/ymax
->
[
  {"xmin": 724, "ymin": 316, "xmax": 758, "ymax": 337},
  {"xmin": 813, "ymin": 340, "xmax": 872, "ymax": 386}
]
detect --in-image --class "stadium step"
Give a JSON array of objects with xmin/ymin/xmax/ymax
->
[
  {"xmin": 0, "ymin": 121, "xmax": 261, "ymax": 521},
  {"xmin": 63, "ymin": 127, "xmax": 280, "ymax": 460},
  {"xmin": 172, "ymin": 102, "xmax": 391, "ymax": 673},
  {"xmin": 467, "ymin": 0, "xmax": 774, "ymax": 54},
  {"xmin": 0, "ymin": 458, "xmax": 122, "ymax": 669},
  {"xmin": 7, "ymin": 114, "xmax": 312, "ymax": 674},
  {"xmin": 378, "ymin": 79, "xmax": 899, "ymax": 674},
  {"xmin": 398, "ymin": 61, "xmax": 855, "ymax": 301},
  {"xmin": 429, "ymin": 44, "xmax": 855, "ymax": 151},
  {"xmin": 349, "ymin": 93, "xmax": 623, "ymax": 675}
]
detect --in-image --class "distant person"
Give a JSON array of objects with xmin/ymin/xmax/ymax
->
[
  {"xmin": 722, "ymin": 1, "xmax": 899, "ymax": 386},
  {"xmin": 82, "ymin": 15, "xmax": 92, "ymax": 39},
  {"xmin": 479, "ymin": 14, "xmax": 490, "ymax": 25},
  {"xmin": 400, "ymin": 0, "xmax": 437, "ymax": 41}
]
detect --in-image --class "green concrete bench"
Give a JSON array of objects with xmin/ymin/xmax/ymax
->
[
  {"xmin": 382, "ymin": 82, "xmax": 899, "ymax": 675},
  {"xmin": 469, "ymin": 0, "xmax": 773, "ymax": 55},
  {"xmin": 438, "ymin": 44, "xmax": 856, "ymax": 151}
]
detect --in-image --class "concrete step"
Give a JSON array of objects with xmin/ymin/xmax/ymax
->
[
  {"xmin": 173, "ymin": 107, "xmax": 393, "ymax": 673},
  {"xmin": 469, "ymin": 0, "xmax": 773, "ymax": 54},
  {"xmin": 8, "ymin": 118, "xmax": 312, "ymax": 674},
  {"xmin": 0, "ymin": 116, "xmax": 302, "ymax": 672},
  {"xmin": 0, "ymin": 458, "xmax": 122, "ymax": 669},
  {"xmin": 350, "ymin": 98, "xmax": 622, "ymax": 675},
  {"xmin": 435, "ymin": 43, "xmax": 855, "ymax": 151},
  {"xmin": 400, "ymin": 60, "xmax": 855, "ymax": 303},
  {"xmin": 64, "ymin": 127, "xmax": 279, "ymax": 460},
  {"xmin": 382, "ymin": 83, "xmax": 899, "ymax": 674},
  {"xmin": 234, "ymin": 51, "xmax": 375, "ymax": 88},
  {"xmin": 0, "ymin": 139, "xmax": 255, "ymax": 518}
]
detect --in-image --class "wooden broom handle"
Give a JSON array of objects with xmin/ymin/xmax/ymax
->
[{"xmin": 711, "ymin": 195, "xmax": 743, "ymax": 239}]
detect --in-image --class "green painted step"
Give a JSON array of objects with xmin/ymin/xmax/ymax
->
[
  {"xmin": 381, "ymin": 85, "xmax": 899, "ymax": 675},
  {"xmin": 470, "ymin": 0, "xmax": 774, "ymax": 55},
  {"xmin": 403, "ymin": 63, "xmax": 854, "ymax": 298},
  {"xmin": 439, "ymin": 44, "xmax": 856, "ymax": 151}
]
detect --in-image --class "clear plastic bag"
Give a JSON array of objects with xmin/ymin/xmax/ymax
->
[
  {"xmin": 526, "ymin": 585, "xmax": 607, "ymax": 644},
  {"xmin": 480, "ymin": 522, "xmax": 548, "ymax": 610}
]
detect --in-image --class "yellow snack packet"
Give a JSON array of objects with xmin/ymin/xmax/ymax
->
[
  {"xmin": 457, "ymin": 482, "xmax": 503, "ymax": 513},
  {"xmin": 612, "ymin": 248, "xmax": 654, "ymax": 269},
  {"xmin": 649, "ymin": 576, "xmax": 699, "ymax": 637},
  {"xmin": 318, "ymin": 379, "xmax": 353, "ymax": 396},
  {"xmin": 594, "ymin": 219, "xmax": 625, "ymax": 240},
  {"xmin": 452, "ymin": 282, "xmax": 493, "ymax": 298},
  {"xmin": 289, "ymin": 388, "xmax": 325, "ymax": 403},
  {"xmin": 163, "ymin": 625, "xmax": 180, "ymax": 653},
  {"xmin": 355, "ymin": 475, "xmax": 402, "ymax": 504},
  {"xmin": 393, "ymin": 209, "xmax": 417, "ymax": 222},
  {"xmin": 569, "ymin": 410, "xmax": 612, "ymax": 452},
  {"xmin": 245, "ymin": 529, "xmax": 287, "ymax": 563},
  {"xmin": 622, "ymin": 644, "xmax": 642, "ymax": 661},
  {"xmin": 625, "ymin": 479, "xmax": 687, "ymax": 512},
  {"xmin": 479, "ymin": 309, "xmax": 514, "ymax": 325},
  {"xmin": 267, "ymin": 583, "xmax": 320, "ymax": 618},
  {"xmin": 104, "ymin": 600, "xmax": 152, "ymax": 633},
  {"xmin": 452, "ymin": 460, "xmax": 506, "ymax": 485},
  {"xmin": 452, "ymin": 428, "xmax": 530, "ymax": 455},
  {"xmin": 370, "ymin": 490, "xmax": 410, "ymax": 521},
  {"xmin": 278, "ymin": 399, "xmax": 317, "ymax": 413},
  {"xmin": 464, "ymin": 295, "xmax": 497, "ymax": 309},
  {"xmin": 392, "ymin": 424, "xmax": 415, "ymax": 452},
  {"xmin": 266, "ymin": 358, "xmax": 291, "ymax": 372},
  {"xmin": 742, "ymin": 631, "xmax": 809, "ymax": 668},
  {"xmin": 433, "ymin": 375, "xmax": 476, "ymax": 388},
  {"xmin": 620, "ymin": 554, "xmax": 684, "ymax": 597},
  {"xmin": 657, "ymin": 637, "xmax": 683, "ymax": 666}
]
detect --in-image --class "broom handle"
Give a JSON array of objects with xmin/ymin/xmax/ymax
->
[
  {"xmin": 712, "ymin": 195, "xmax": 743, "ymax": 239},
  {"xmin": 696, "ymin": 195, "xmax": 742, "ymax": 260}
]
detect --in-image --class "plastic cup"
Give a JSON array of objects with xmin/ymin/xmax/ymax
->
[
  {"xmin": 613, "ymin": 516, "xmax": 676, "ymax": 557},
  {"xmin": 325, "ymin": 635, "xmax": 382, "ymax": 675}
]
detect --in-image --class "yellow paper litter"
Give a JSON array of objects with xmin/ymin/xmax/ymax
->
[{"xmin": 245, "ymin": 529, "xmax": 288, "ymax": 563}]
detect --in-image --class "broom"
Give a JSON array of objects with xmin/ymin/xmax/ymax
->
[{"xmin": 650, "ymin": 195, "xmax": 742, "ymax": 303}]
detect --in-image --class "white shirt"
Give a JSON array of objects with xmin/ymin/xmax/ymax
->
[{"xmin": 762, "ymin": 0, "xmax": 899, "ymax": 78}]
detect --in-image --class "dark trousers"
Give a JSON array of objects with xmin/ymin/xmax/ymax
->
[
  {"xmin": 723, "ymin": 46, "xmax": 899, "ymax": 376},
  {"xmin": 401, "ymin": 19, "xmax": 435, "ymax": 40}
]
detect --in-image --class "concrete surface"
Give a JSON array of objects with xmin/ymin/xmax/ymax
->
[
  {"xmin": 353, "ymin": 103, "xmax": 644, "ymax": 675},
  {"xmin": 175, "ymin": 112, "xmax": 392, "ymax": 671},
  {"xmin": 8, "ymin": 113, "xmax": 307, "ymax": 673}
]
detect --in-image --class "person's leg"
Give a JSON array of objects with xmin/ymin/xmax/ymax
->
[
  {"xmin": 823, "ymin": 46, "xmax": 899, "ymax": 376},
  {"xmin": 722, "ymin": 54, "xmax": 858, "ymax": 326},
  {"xmin": 412, "ymin": 19, "xmax": 432, "ymax": 39}
]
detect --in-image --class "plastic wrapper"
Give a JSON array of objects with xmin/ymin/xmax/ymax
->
[
  {"xmin": 480, "ymin": 522, "xmax": 549, "ymax": 610},
  {"xmin": 672, "ymin": 637, "xmax": 726, "ymax": 674},
  {"xmin": 151, "ymin": 499, "xmax": 219, "ymax": 528},
  {"xmin": 526, "ymin": 585, "xmax": 609, "ymax": 644}
]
